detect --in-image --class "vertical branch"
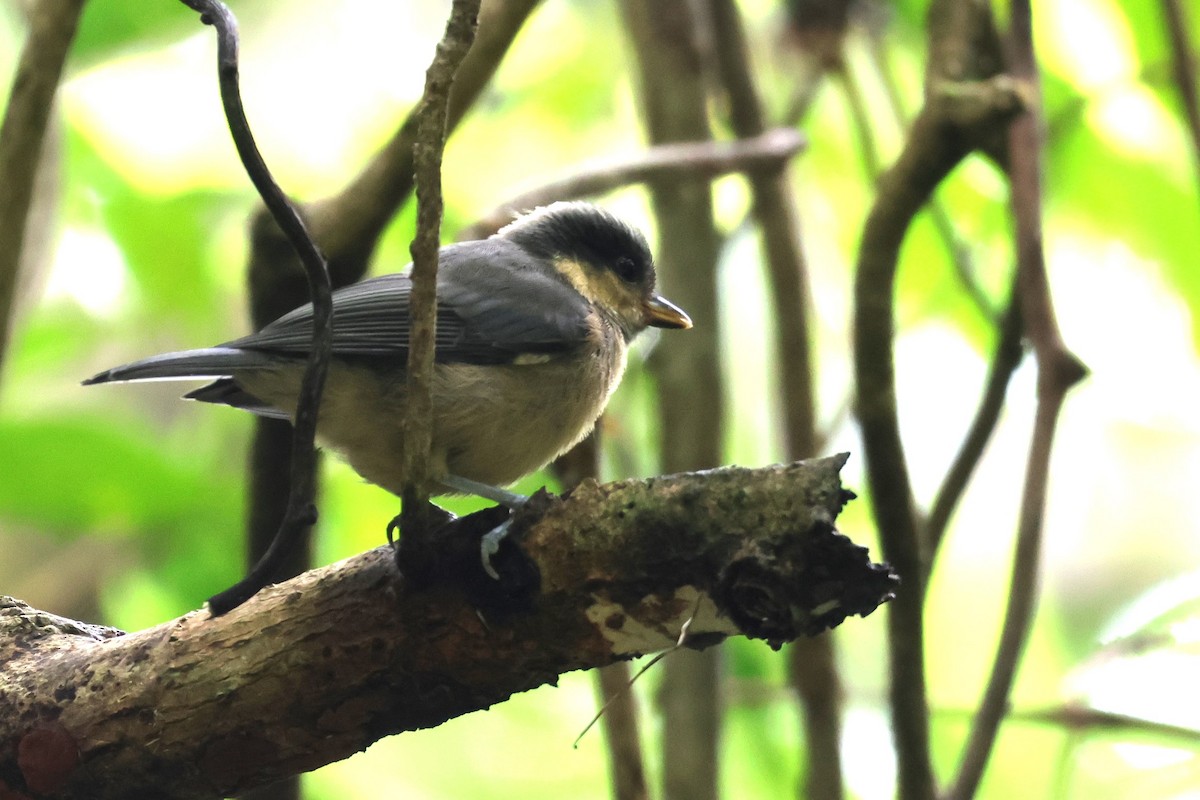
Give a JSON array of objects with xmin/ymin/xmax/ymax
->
[
  {"xmin": 854, "ymin": 110, "xmax": 963, "ymax": 800},
  {"xmin": 618, "ymin": 2, "xmax": 725, "ymax": 798},
  {"xmin": 552, "ymin": 436, "xmax": 650, "ymax": 800},
  {"xmin": 946, "ymin": 3, "xmax": 1087, "ymax": 797},
  {"xmin": 401, "ymin": 1, "xmax": 481, "ymax": 528},
  {"xmin": 705, "ymin": 3, "xmax": 843, "ymax": 799},
  {"xmin": 1161, "ymin": 0, "xmax": 1200, "ymax": 195},
  {"xmin": 0, "ymin": 0, "xmax": 86, "ymax": 382}
]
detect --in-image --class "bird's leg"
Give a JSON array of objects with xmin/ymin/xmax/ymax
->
[
  {"xmin": 439, "ymin": 474, "xmax": 528, "ymax": 508},
  {"xmin": 440, "ymin": 474, "xmax": 529, "ymax": 580}
]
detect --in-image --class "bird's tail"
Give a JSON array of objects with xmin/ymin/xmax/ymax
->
[{"xmin": 82, "ymin": 347, "xmax": 277, "ymax": 385}]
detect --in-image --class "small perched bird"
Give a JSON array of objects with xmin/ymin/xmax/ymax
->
[{"xmin": 84, "ymin": 202, "xmax": 691, "ymax": 506}]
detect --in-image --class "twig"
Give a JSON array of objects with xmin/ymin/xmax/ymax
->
[
  {"xmin": 0, "ymin": 0, "xmax": 85, "ymax": 382},
  {"xmin": 835, "ymin": 63, "xmax": 884, "ymax": 179},
  {"xmin": 923, "ymin": 295, "xmax": 1024, "ymax": 575},
  {"xmin": 945, "ymin": 3, "xmax": 1087, "ymax": 798},
  {"xmin": 175, "ymin": 0, "xmax": 333, "ymax": 617},
  {"xmin": 400, "ymin": 0, "xmax": 481, "ymax": 532},
  {"xmin": 575, "ymin": 609, "xmax": 696, "ymax": 751},
  {"xmin": 459, "ymin": 128, "xmax": 805, "ymax": 239},
  {"xmin": 1161, "ymin": 0, "xmax": 1200, "ymax": 195}
]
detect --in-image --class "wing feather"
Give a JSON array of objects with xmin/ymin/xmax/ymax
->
[{"xmin": 223, "ymin": 239, "xmax": 592, "ymax": 364}]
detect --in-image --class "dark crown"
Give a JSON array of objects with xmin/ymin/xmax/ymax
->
[{"xmin": 498, "ymin": 202, "xmax": 655, "ymax": 288}]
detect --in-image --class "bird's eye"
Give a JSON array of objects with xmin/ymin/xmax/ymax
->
[{"xmin": 613, "ymin": 256, "xmax": 642, "ymax": 283}]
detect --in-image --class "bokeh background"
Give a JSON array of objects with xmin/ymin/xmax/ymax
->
[{"xmin": 1, "ymin": 0, "xmax": 1198, "ymax": 798}]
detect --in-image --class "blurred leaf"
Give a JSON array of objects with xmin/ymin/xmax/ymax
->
[
  {"xmin": 64, "ymin": 124, "xmax": 246, "ymax": 339},
  {"xmin": 0, "ymin": 415, "xmax": 241, "ymax": 540},
  {"xmin": 1049, "ymin": 107, "xmax": 1200, "ymax": 347}
]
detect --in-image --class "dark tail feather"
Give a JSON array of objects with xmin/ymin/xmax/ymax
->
[{"xmin": 82, "ymin": 347, "xmax": 276, "ymax": 385}]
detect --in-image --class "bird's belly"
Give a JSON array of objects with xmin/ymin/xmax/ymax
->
[
  {"xmin": 432, "ymin": 354, "xmax": 623, "ymax": 486},
  {"xmin": 251, "ymin": 345, "xmax": 627, "ymax": 497}
]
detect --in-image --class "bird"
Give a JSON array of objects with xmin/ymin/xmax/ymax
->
[{"xmin": 83, "ymin": 202, "xmax": 692, "ymax": 516}]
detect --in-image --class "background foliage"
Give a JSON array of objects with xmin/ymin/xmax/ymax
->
[{"xmin": 1, "ymin": 0, "xmax": 1199, "ymax": 798}]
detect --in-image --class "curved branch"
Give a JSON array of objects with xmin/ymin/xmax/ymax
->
[
  {"xmin": 176, "ymin": 1, "xmax": 333, "ymax": 616},
  {"xmin": 0, "ymin": 458, "xmax": 895, "ymax": 800}
]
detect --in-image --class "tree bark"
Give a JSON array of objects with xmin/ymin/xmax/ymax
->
[{"xmin": 0, "ymin": 456, "xmax": 893, "ymax": 800}]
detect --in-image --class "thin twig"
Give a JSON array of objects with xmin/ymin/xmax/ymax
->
[
  {"xmin": 835, "ymin": 63, "xmax": 884, "ymax": 179},
  {"xmin": 0, "ymin": 0, "xmax": 85, "ymax": 382},
  {"xmin": 400, "ymin": 0, "xmax": 481, "ymax": 531},
  {"xmin": 176, "ymin": 0, "xmax": 333, "ymax": 617},
  {"xmin": 575, "ymin": 609, "xmax": 696, "ymax": 751},
  {"xmin": 945, "ymin": 2, "xmax": 1088, "ymax": 797},
  {"xmin": 459, "ymin": 128, "xmax": 805, "ymax": 239},
  {"xmin": 923, "ymin": 295, "xmax": 1024, "ymax": 575},
  {"xmin": 1161, "ymin": 0, "xmax": 1200, "ymax": 196}
]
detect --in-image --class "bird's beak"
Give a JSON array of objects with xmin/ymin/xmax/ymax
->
[{"xmin": 643, "ymin": 294, "xmax": 692, "ymax": 329}]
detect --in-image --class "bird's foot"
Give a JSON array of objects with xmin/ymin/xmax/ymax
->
[
  {"xmin": 439, "ymin": 474, "xmax": 531, "ymax": 581},
  {"xmin": 478, "ymin": 493, "xmax": 532, "ymax": 580}
]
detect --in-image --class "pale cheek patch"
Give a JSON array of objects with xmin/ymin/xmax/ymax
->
[{"xmin": 555, "ymin": 257, "xmax": 646, "ymax": 334}]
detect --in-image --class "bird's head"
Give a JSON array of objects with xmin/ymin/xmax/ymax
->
[{"xmin": 497, "ymin": 202, "xmax": 692, "ymax": 341}]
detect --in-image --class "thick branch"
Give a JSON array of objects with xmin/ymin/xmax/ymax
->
[
  {"xmin": 0, "ymin": 0, "xmax": 85, "ymax": 381},
  {"xmin": 0, "ymin": 458, "xmax": 894, "ymax": 800}
]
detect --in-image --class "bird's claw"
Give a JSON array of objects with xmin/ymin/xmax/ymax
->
[{"xmin": 480, "ymin": 517, "xmax": 514, "ymax": 580}]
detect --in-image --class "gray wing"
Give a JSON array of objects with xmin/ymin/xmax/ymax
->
[{"xmin": 224, "ymin": 239, "xmax": 593, "ymax": 364}]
